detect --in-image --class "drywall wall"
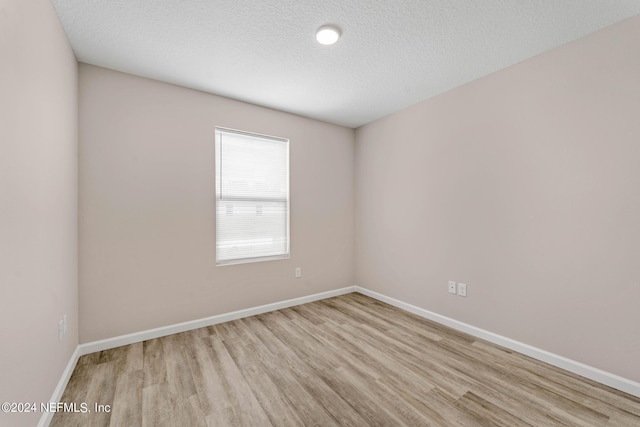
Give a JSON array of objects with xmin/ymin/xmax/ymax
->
[
  {"xmin": 78, "ymin": 64, "xmax": 354, "ymax": 342},
  {"xmin": 355, "ymin": 15, "xmax": 640, "ymax": 382},
  {"xmin": 0, "ymin": 0, "xmax": 78, "ymax": 426}
]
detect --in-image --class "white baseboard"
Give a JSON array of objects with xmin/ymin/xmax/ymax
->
[
  {"xmin": 38, "ymin": 345, "xmax": 81, "ymax": 427},
  {"xmin": 41, "ymin": 283, "xmax": 638, "ymax": 427},
  {"xmin": 355, "ymin": 286, "xmax": 640, "ymax": 398},
  {"xmin": 79, "ymin": 286, "xmax": 356, "ymax": 356}
]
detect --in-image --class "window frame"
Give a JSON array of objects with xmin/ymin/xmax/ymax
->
[{"xmin": 214, "ymin": 126, "xmax": 290, "ymax": 266}]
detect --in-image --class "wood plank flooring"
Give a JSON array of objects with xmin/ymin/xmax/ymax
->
[{"xmin": 51, "ymin": 293, "xmax": 640, "ymax": 426}]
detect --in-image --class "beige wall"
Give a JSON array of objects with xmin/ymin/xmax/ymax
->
[
  {"xmin": 78, "ymin": 64, "xmax": 354, "ymax": 342},
  {"xmin": 0, "ymin": 0, "xmax": 78, "ymax": 426},
  {"xmin": 355, "ymin": 15, "xmax": 640, "ymax": 382}
]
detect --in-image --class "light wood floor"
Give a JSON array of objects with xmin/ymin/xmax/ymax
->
[{"xmin": 51, "ymin": 293, "xmax": 640, "ymax": 426}]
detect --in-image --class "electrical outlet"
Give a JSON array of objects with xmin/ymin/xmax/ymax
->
[
  {"xmin": 295, "ymin": 267, "xmax": 302, "ymax": 278},
  {"xmin": 63, "ymin": 314, "xmax": 68, "ymax": 335},
  {"xmin": 457, "ymin": 283, "xmax": 467, "ymax": 297},
  {"xmin": 58, "ymin": 319, "xmax": 64, "ymax": 341},
  {"xmin": 448, "ymin": 281, "xmax": 457, "ymax": 294}
]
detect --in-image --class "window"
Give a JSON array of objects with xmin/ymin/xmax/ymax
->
[{"xmin": 215, "ymin": 127, "xmax": 290, "ymax": 265}]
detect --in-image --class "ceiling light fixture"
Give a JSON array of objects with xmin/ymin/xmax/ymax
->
[{"xmin": 316, "ymin": 25, "xmax": 341, "ymax": 45}]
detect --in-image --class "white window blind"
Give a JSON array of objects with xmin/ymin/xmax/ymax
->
[{"xmin": 215, "ymin": 128, "xmax": 289, "ymax": 265}]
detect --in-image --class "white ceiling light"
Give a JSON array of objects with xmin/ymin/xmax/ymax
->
[{"xmin": 316, "ymin": 25, "xmax": 340, "ymax": 45}]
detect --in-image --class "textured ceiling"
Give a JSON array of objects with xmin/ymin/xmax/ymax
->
[{"xmin": 51, "ymin": 0, "xmax": 640, "ymax": 128}]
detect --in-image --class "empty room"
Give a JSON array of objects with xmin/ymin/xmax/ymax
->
[{"xmin": 2, "ymin": 0, "xmax": 640, "ymax": 426}]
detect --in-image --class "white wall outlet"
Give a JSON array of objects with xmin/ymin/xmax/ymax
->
[
  {"xmin": 63, "ymin": 314, "xmax": 68, "ymax": 335},
  {"xmin": 58, "ymin": 319, "xmax": 64, "ymax": 341},
  {"xmin": 295, "ymin": 267, "xmax": 302, "ymax": 278},
  {"xmin": 448, "ymin": 281, "xmax": 457, "ymax": 294},
  {"xmin": 457, "ymin": 282, "xmax": 467, "ymax": 297}
]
